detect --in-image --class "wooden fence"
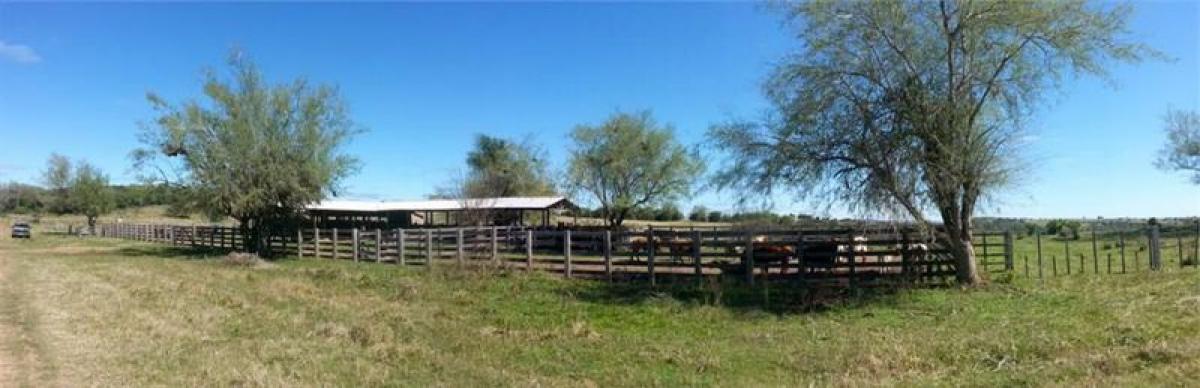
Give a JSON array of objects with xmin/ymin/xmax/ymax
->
[{"xmin": 97, "ymin": 223, "xmax": 1017, "ymax": 288}]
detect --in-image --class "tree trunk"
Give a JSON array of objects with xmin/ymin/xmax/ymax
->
[{"xmin": 949, "ymin": 236, "xmax": 980, "ymax": 284}]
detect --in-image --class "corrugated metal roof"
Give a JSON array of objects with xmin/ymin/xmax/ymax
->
[{"xmin": 307, "ymin": 196, "xmax": 572, "ymax": 212}]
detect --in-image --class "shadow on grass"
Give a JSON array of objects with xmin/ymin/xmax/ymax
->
[
  {"xmin": 112, "ymin": 244, "xmax": 302, "ymax": 263},
  {"xmin": 560, "ymin": 274, "xmax": 919, "ymax": 316}
]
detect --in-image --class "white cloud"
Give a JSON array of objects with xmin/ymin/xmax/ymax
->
[{"xmin": 0, "ymin": 40, "xmax": 41, "ymax": 64}]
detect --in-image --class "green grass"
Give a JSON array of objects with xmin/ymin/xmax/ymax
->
[{"xmin": 1, "ymin": 235, "xmax": 1199, "ymax": 386}]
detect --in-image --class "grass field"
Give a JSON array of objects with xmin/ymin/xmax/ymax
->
[{"xmin": 1, "ymin": 233, "xmax": 1198, "ymax": 386}]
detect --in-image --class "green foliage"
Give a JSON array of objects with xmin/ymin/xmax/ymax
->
[
  {"xmin": 567, "ymin": 111, "xmax": 704, "ymax": 227},
  {"xmin": 709, "ymin": 0, "xmax": 1152, "ymax": 283},
  {"xmin": 1044, "ymin": 219, "xmax": 1083, "ymax": 240},
  {"xmin": 41, "ymin": 153, "xmax": 72, "ymax": 214},
  {"xmin": 707, "ymin": 210, "xmax": 723, "ymax": 222},
  {"xmin": 441, "ymin": 134, "xmax": 555, "ymax": 198},
  {"xmin": 652, "ymin": 203, "xmax": 684, "ymax": 222},
  {"xmin": 69, "ymin": 161, "xmax": 115, "ymax": 229},
  {"xmin": 688, "ymin": 205, "xmax": 709, "ymax": 222},
  {"xmin": 135, "ymin": 51, "xmax": 360, "ymax": 253},
  {"xmin": 1155, "ymin": 109, "xmax": 1200, "ymax": 184},
  {"xmin": 0, "ymin": 182, "xmax": 46, "ymax": 214}
]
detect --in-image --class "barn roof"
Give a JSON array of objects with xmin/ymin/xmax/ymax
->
[{"xmin": 306, "ymin": 196, "xmax": 574, "ymax": 213}]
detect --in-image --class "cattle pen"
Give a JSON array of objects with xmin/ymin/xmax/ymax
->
[{"xmin": 94, "ymin": 223, "xmax": 1018, "ymax": 289}]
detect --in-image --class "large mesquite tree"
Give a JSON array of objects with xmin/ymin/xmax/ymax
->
[
  {"xmin": 568, "ymin": 111, "xmax": 703, "ymax": 228},
  {"xmin": 710, "ymin": 0, "xmax": 1151, "ymax": 284},
  {"xmin": 135, "ymin": 52, "xmax": 359, "ymax": 255}
]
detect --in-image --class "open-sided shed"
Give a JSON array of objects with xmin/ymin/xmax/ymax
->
[{"xmin": 305, "ymin": 196, "xmax": 576, "ymax": 229}]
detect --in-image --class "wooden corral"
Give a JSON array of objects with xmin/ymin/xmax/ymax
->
[{"xmin": 96, "ymin": 222, "xmax": 1016, "ymax": 289}]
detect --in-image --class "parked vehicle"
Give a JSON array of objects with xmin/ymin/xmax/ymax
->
[{"xmin": 11, "ymin": 222, "xmax": 31, "ymax": 239}]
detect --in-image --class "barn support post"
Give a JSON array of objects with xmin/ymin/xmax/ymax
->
[
  {"xmin": 603, "ymin": 230, "xmax": 613, "ymax": 282},
  {"xmin": 564, "ymin": 230, "xmax": 572, "ymax": 278}
]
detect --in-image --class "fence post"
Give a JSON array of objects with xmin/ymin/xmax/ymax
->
[
  {"xmin": 296, "ymin": 229, "xmax": 304, "ymax": 258},
  {"xmin": 744, "ymin": 231, "xmax": 755, "ymax": 286},
  {"xmin": 1003, "ymin": 231, "xmax": 1014, "ymax": 271},
  {"xmin": 1178, "ymin": 233, "xmax": 1184, "ymax": 269},
  {"xmin": 526, "ymin": 230, "xmax": 534, "ymax": 271},
  {"xmin": 491, "ymin": 227, "xmax": 498, "ymax": 265},
  {"xmin": 604, "ymin": 230, "xmax": 613, "ymax": 282},
  {"xmin": 1035, "ymin": 230, "xmax": 1043, "ymax": 273},
  {"xmin": 564, "ymin": 230, "xmax": 572, "ymax": 278},
  {"xmin": 692, "ymin": 230, "xmax": 702, "ymax": 279},
  {"xmin": 1119, "ymin": 230, "xmax": 1126, "ymax": 273},
  {"xmin": 456, "ymin": 229, "xmax": 464, "ymax": 266},
  {"xmin": 398, "ymin": 229, "xmax": 406, "ymax": 265},
  {"xmin": 796, "ymin": 231, "xmax": 807, "ymax": 284},
  {"xmin": 375, "ymin": 228, "xmax": 382, "ymax": 263},
  {"xmin": 1149, "ymin": 224, "xmax": 1162, "ymax": 271},
  {"xmin": 426, "ymin": 229, "xmax": 434, "ymax": 267},
  {"xmin": 332, "ymin": 228, "xmax": 339, "ymax": 260},
  {"xmin": 314, "ymin": 228, "xmax": 322, "ymax": 258},
  {"xmin": 846, "ymin": 230, "xmax": 857, "ymax": 289},
  {"xmin": 1091, "ymin": 226, "xmax": 1099, "ymax": 272},
  {"xmin": 352, "ymin": 228, "xmax": 360, "ymax": 262},
  {"xmin": 647, "ymin": 228, "xmax": 657, "ymax": 287}
]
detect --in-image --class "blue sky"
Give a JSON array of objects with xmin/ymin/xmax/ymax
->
[{"xmin": 0, "ymin": 2, "xmax": 1196, "ymax": 219}]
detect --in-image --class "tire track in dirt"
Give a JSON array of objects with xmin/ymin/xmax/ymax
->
[{"xmin": 0, "ymin": 241, "xmax": 18, "ymax": 386}]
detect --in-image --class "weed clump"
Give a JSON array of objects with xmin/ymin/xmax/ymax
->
[{"xmin": 222, "ymin": 252, "xmax": 270, "ymax": 268}]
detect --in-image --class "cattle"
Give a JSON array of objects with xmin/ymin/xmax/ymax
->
[{"xmin": 626, "ymin": 234, "xmax": 694, "ymax": 263}]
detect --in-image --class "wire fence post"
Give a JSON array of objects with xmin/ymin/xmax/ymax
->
[{"xmin": 1149, "ymin": 223, "xmax": 1162, "ymax": 271}]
